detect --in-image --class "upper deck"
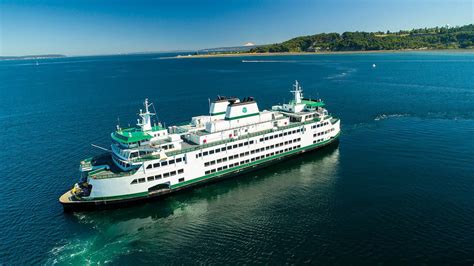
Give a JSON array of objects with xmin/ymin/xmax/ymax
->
[{"xmin": 81, "ymin": 81, "xmax": 338, "ymax": 179}]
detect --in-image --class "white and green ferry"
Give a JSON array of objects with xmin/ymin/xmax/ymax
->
[{"xmin": 60, "ymin": 81, "xmax": 340, "ymax": 211}]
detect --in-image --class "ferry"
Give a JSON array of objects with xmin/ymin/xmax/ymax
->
[{"xmin": 59, "ymin": 81, "xmax": 341, "ymax": 211}]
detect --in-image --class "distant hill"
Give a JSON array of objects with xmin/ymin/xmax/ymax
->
[
  {"xmin": 250, "ymin": 24, "xmax": 474, "ymax": 53},
  {"xmin": 198, "ymin": 44, "xmax": 262, "ymax": 54},
  {"xmin": 0, "ymin": 54, "xmax": 66, "ymax": 61}
]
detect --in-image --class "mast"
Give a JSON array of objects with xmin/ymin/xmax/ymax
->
[
  {"xmin": 291, "ymin": 80, "xmax": 303, "ymax": 104},
  {"xmin": 137, "ymin": 98, "xmax": 155, "ymax": 131}
]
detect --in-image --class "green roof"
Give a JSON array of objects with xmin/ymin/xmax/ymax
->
[
  {"xmin": 112, "ymin": 125, "xmax": 166, "ymax": 144},
  {"xmin": 301, "ymin": 100, "xmax": 325, "ymax": 107},
  {"xmin": 112, "ymin": 130, "xmax": 151, "ymax": 144}
]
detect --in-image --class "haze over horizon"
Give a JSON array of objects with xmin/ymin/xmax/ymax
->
[{"xmin": 1, "ymin": 0, "xmax": 473, "ymax": 56}]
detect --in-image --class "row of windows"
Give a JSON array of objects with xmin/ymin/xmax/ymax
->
[
  {"xmin": 113, "ymin": 155, "xmax": 131, "ymax": 168},
  {"xmin": 132, "ymin": 169, "xmax": 184, "ymax": 184},
  {"xmin": 161, "ymin": 144, "xmax": 175, "ymax": 150},
  {"xmin": 259, "ymin": 128, "xmax": 303, "ymax": 142},
  {"xmin": 196, "ymin": 140, "xmax": 255, "ymax": 158},
  {"xmin": 313, "ymin": 138, "xmax": 325, "ymax": 144},
  {"xmin": 313, "ymin": 128, "xmax": 335, "ymax": 137},
  {"xmin": 129, "ymin": 150, "xmax": 154, "ymax": 159},
  {"xmin": 204, "ymin": 145, "xmax": 302, "ymax": 175},
  {"xmin": 146, "ymin": 156, "xmax": 185, "ymax": 169},
  {"xmin": 204, "ymin": 138, "xmax": 302, "ymax": 167},
  {"xmin": 311, "ymin": 121, "xmax": 330, "ymax": 129}
]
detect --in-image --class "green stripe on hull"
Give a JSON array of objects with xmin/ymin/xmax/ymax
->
[
  {"xmin": 172, "ymin": 132, "xmax": 340, "ymax": 189},
  {"xmin": 211, "ymin": 112, "xmax": 226, "ymax": 116},
  {"xmin": 85, "ymin": 191, "xmax": 148, "ymax": 201},
  {"xmin": 86, "ymin": 132, "xmax": 340, "ymax": 202}
]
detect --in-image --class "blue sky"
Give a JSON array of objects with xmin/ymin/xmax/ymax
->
[{"xmin": 0, "ymin": 0, "xmax": 473, "ymax": 56}]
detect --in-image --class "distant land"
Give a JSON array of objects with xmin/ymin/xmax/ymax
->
[
  {"xmin": 197, "ymin": 44, "xmax": 261, "ymax": 54},
  {"xmin": 178, "ymin": 24, "xmax": 474, "ymax": 58},
  {"xmin": 251, "ymin": 24, "xmax": 474, "ymax": 53},
  {"xmin": 0, "ymin": 54, "xmax": 66, "ymax": 61}
]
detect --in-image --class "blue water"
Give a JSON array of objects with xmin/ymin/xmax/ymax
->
[{"xmin": 1, "ymin": 52, "xmax": 473, "ymax": 264}]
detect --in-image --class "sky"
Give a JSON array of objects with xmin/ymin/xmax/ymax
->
[{"xmin": 0, "ymin": 0, "xmax": 473, "ymax": 56}]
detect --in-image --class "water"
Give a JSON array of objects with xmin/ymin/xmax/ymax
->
[{"xmin": 1, "ymin": 52, "xmax": 473, "ymax": 264}]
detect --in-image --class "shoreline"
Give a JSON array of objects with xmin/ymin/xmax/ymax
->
[{"xmin": 166, "ymin": 48, "xmax": 474, "ymax": 59}]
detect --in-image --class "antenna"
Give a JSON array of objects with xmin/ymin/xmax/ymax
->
[
  {"xmin": 208, "ymin": 98, "xmax": 211, "ymax": 118},
  {"xmin": 116, "ymin": 117, "xmax": 121, "ymax": 131},
  {"xmin": 151, "ymin": 101, "xmax": 159, "ymax": 125},
  {"xmin": 290, "ymin": 80, "xmax": 303, "ymax": 104},
  {"xmin": 138, "ymin": 98, "xmax": 155, "ymax": 131}
]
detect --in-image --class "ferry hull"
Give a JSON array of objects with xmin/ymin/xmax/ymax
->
[{"xmin": 60, "ymin": 136, "xmax": 339, "ymax": 212}]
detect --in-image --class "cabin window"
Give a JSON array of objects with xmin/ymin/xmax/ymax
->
[
  {"xmin": 176, "ymin": 158, "xmax": 182, "ymax": 163},
  {"xmin": 203, "ymin": 151, "xmax": 208, "ymax": 156},
  {"xmin": 147, "ymin": 176, "xmax": 154, "ymax": 182},
  {"xmin": 179, "ymin": 178, "xmax": 185, "ymax": 183},
  {"xmin": 131, "ymin": 179, "xmax": 138, "ymax": 184},
  {"xmin": 244, "ymin": 141, "xmax": 248, "ymax": 145},
  {"xmin": 239, "ymin": 143, "xmax": 243, "ymax": 147},
  {"xmin": 155, "ymin": 174, "xmax": 162, "ymax": 179},
  {"xmin": 153, "ymin": 163, "xmax": 160, "ymax": 168},
  {"xmin": 210, "ymin": 161, "xmax": 216, "ymax": 165},
  {"xmin": 209, "ymin": 150, "xmax": 214, "ymax": 155},
  {"xmin": 178, "ymin": 169, "xmax": 184, "ymax": 174},
  {"xmin": 205, "ymin": 170, "xmax": 211, "ymax": 174},
  {"xmin": 210, "ymin": 169, "xmax": 216, "ymax": 173},
  {"xmin": 164, "ymin": 173, "xmax": 170, "ymax": 178},
  {"xmin": 217, "ymin": 159, "xmax": 222, "ymax": 163},
  {"xmin": 222, "ymin": 157, "xmax": 228, "ymax": 162},
  {"xmin": 138, "ymin": 178, "xmax": 145, "ymax": 183},
  {"xmin": 161, "ymin": 161, "xmax": 168, "ymax": 166},
  {"xmin": 170, "ymin": 171, "xmax": 176, "ymax": 176},
  {"xmin": 233, "ymin": 144, "xmax": 238, "ymax": 148},
  {"xmin": 205, "ymin": 162, "xmax": 210, "ymax": 167},
  {"xmin": 227, "ymin": 146, "xmax": 232, "ymax": 150},
  {"xmin": 169, "ymin": 159, "xmax": 175, "ymax": 164},
  {"xmin": 215, "ymin": 148, "xmax": 220, "ymax": 153},
  {"xmin": 217, "ymin": 167, "xmax": 223, "ymax": 171},
  {"xmin": 223, "ymin": 165, "xmax": 228, "ymax": 170},
  {"xmin": 146, "ymin": 164, "xmax": 152, "ymax": 169}
]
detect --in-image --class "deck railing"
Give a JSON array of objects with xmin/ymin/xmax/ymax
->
[{"xmin": 91, "ymin": 115, "xmax": 335, "ymax": 178}]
